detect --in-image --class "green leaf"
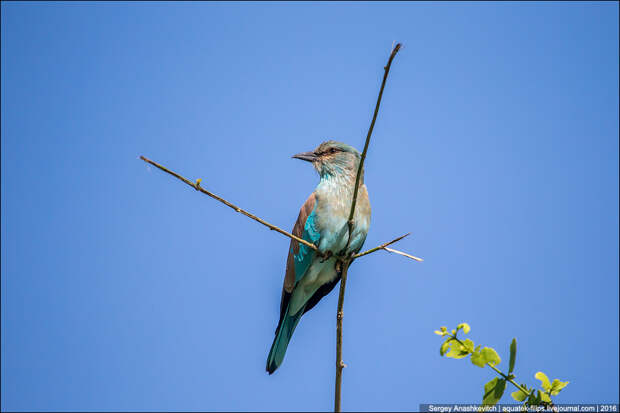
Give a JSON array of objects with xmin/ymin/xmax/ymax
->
[
  {"xmin": 445, "ymin": 342, "xmax": 467, "ymax": 359},
  {"xmin": 470, "ymin": 346, "xmax": 500, "ymax": 367},
  {"xmin": 508, "ymin": 338, "xmax": 516, "ymax": 374},
  {"xmin": 481, "ymin": 347, "xmax": 501, "ymax": 366},
  {"xmin": 457, "ymin": 323, "xmax": 471, "ymax": 334},
  {"xmin": 535, "ymin": 372, "xmax": 551, "ymax": 391},
  {"xmin": 511, "ymin": 389, "xmax": 528, "ymax": 402},
  {"xmin": 471, "ymin": 349, "xmax": 485, "ymax": 368},
  {"xmin": 539, "ymin": 390, "xmax": 551, "ymax": 403},
  {"xmin": 482, "ymin": 377, "xmax": 506, "ymax": 406},
  {"xmin": 527, "ymin": 390, "xmax": 540, "ymax": 406},
  {"xmin": 550, "ymin": 379, "xmax": 569, "ymax": 396},
  {"xmin": 440, "ymin": 340, "xmax": 451, "ymax": 356},
  {"xmin": 445, "ymin": 339, "xmax": 474, "ymax": 359},
  {"xmin": 435, "ymin": 327, "xmax": 448, "ymax": 336}
]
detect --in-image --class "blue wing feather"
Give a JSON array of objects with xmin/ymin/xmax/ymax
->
[{"xmin": 294, "ymin": 199, "xmax": 320, "ymax": 282}]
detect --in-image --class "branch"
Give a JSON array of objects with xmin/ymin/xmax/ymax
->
[
  {"xmin": 334, "ymin": 42, "xmax": 402, "ymax": 413},
  {"xmin": 450, "ymin": 334, "xmax": 531, "ymax": 401},
  {"xmin": 334, "ymin": 262, "xmax": 348, "ymax": 413},
  {"xmin": 352, "ymin": 233, "xmax": 410, "ymax": 259},
  {"xmin": 353, "ymin": 234, "xmax": 423, "ymax": 262},
  {"xmin": 346, "ymin": 42, "xmax": 402, "ymax": 249},
  {"xmin": 384, "ymin": 247, "xmax": 423, "ymax": 262},
  {"xmin": 139, "ymin": 155, "xmax": 319, "ymax": 253}
]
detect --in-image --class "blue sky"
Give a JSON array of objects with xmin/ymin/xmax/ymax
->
[{"xmin": 1, "ymin": 2, "xmax": 618, "ymax": 411}]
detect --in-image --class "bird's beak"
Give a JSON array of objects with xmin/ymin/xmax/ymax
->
[{"xmin": 292, "ymin": 151, "xmax": 318, "ymax": 163}]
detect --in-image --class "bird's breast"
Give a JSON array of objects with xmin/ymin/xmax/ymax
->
[{"xmin": 314, "ymin": 180, "xmax": 371, "ymax": 255}]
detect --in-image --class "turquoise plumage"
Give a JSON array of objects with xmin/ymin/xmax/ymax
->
[{"xmin": 267, "ymin": 141, "xmax": 371, "ymax": 374}]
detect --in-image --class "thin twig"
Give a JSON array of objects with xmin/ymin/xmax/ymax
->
[
  {"xmin": 334, "ymin": 262, "xmax": 348, "ymax": 413},
  {"xmin": 451, "ymin": 335, "xmax": 531, "ymax": 400},
  {"xmin": 139, "ymin": 155, "xmax": 319, "ymax": 253},
  {"xmin": 345, "ymin": 43, "xmax": 402, "ymax": 250},
  {"xmin": 334, "ymin": 42, "xmax": 402, "ymax": 413},
  {"xmin": 384, "ymin": 247, "xmax": 424, "ymax": 262},
  {"xmin": 352, "ymin": 233, "xmax": 410, "ymax": 259}
]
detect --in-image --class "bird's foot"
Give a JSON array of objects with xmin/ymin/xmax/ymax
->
[
  {"xmin": 335, "ymin": 259, "xmax": 344, "ymax": 275},
  {"xmin": 320, "ymin": 250, "xmax": 333, "ymax": 263},
  {"xmin": 336, "ymin": 249, "xmax": 355, "ymax": 260}
]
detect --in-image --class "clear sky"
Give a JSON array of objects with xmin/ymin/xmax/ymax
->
[{"xmin": 1, "ymin": 2, "xmax": 618, "ymax": 411}]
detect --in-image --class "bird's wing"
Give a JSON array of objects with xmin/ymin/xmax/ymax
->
[
  {"xmin": 302, "ymin": 275, "xmax": 340, "ymax": 315},
  {"xmin": 275, "ymin": 192, "xmax": 320, "ymax": 331}
]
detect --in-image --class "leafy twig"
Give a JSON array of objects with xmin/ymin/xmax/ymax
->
[{"xmin": 435, "ymin": 323, "xmax": 569, "ymax": 409}]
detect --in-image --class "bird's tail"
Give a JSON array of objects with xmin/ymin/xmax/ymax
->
[{"xmin": 266, "ymin": 304, "xmax": 305, "ymax": 374}]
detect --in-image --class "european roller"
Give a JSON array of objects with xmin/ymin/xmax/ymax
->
[{"xmin": 266, "ymin": 140, "xmax": 371, "ymax": 374}]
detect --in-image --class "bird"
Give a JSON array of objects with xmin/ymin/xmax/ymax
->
[{"xmin": 266, "ymin": 140, "xmax": 371, "ymax": 374}]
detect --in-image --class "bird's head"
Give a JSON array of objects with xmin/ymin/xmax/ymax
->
[{"xmin": 292, "ymin": 140, "xmax": 362, "ymax": 179}]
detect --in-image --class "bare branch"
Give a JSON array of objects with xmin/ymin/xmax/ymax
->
[
  {"xmin": 352, "ymin": 233, "xmax": 410, "ymax": 259},
  {"xmin": 345, "ymin": 42, "xmax": 402, "ymax": 248},
  {"xmin": 334, "ymin": 262, "xmax": 348, "ymax": 413},
  {"xmin": 384, "ymin": 247, "xmax": 424, "ymax": 262},
  {"xmin": 352, "ymin": 233, "xmax": 423, "ymax": 262},
  {"xmin": 139, "ymin": 155, "xmax": 319, "ymax": 253},
  {"xmin": 335, "ymin": 42, "xmax": 402, "ymax": 413}
]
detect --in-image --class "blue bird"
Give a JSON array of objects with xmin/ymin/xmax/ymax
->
[{"xmin": 267, "ymin": 140, "xmax": 371, "ymax": 374}]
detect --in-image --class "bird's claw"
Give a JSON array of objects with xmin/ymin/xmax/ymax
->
[
  {"xmin": 335, "ymin": 250, "xmax": 354, "ymax": 262},
  {"xmin": 336, "ymin": 249, "xmax": 354, "ymax": 259},
  {"xmin": 320, "ymin": 250, "xmax": 333, "ymax": 263}
]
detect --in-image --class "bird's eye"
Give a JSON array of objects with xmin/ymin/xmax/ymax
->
[{"xmin": 329, "ymin": 148, "xmax": 337, "ymax": 154}]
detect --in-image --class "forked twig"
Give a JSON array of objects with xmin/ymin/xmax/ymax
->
[{"xmin": 353, "ymin": 233, "xmax": 410, "ymax": 259}]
